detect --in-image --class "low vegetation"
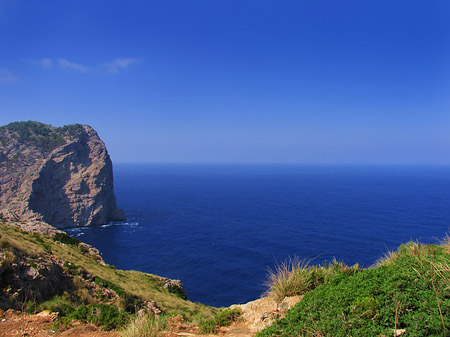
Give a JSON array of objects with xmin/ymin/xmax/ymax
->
[
  {"xmin": 259, "ymin": 241, "xmax": 450, "ymax": 337},
  {"xmin": 3, "ymin": 216, "xmax": 450, "ymax": 336},
  {"xmin": 198, "ymin": 308, "xmax": 243, "ymax": 334},
  {"xmin": 265, "ymin": 257, "xmax": 360, "ymax": 304},
  {"xmin": 121, "ymin": 313, "xmax": 166, "ymax": 337},
  {"xmin": 0, "ymin": 222, "xmax": 216, "ymax": 332},
  {"xmin": 0, "ymin": 121, "xmax": 84, "ymax": 152}
]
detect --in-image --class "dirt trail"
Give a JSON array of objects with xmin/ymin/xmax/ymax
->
[
  {"xmin": 0, "ymin": 310, "xmax": 118, "ymax": 337},
  {"xmin": 0, "ymin": 296, "xmax": 301, "ymax": 337},
  {"xmin": 165, "ymin": 296, "xmax": 302, "ymax": 337}
]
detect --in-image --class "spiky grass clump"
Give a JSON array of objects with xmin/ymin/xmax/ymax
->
[
  {"xmin": 373, "ymin": 249, "xmax": 399, "ymax": 267},
  {"xmin": 434, "ymin": 262, "xmax": 450, "ymax": 290},
  {"xmin": 265, "ymin": 257, "xmax": 312, "ymax": 304},
  {"xmin": 265, "ymin": 257, "xmax": 359, "ymax": 304},
  {"xmin": 121, "ymin": 313, "xmax": 166, "ymax": 337}
]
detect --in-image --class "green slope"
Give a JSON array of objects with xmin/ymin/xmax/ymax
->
[{"xmin": 0, "ymin": 221, "xmax": 216, "ymax": 330}]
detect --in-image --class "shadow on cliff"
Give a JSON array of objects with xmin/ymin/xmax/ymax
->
[{"xmin": 28, "ymin": 141, "xmax": 93, "ymax": 228}]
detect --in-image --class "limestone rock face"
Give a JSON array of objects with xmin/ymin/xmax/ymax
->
[
  {"xmin": 230, "ymin": 295, "xmax": 303, "ymax": 332},
  {"xmin": 0, "ymin": 121, "xmax": 125, "ymax": 228}
]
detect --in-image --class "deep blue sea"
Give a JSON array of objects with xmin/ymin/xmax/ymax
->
[{"xmin": 66, "ymin": 164, "xmax": 450, "ymax": 307}]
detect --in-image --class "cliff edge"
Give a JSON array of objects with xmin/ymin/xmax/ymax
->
[{"xmin": 0, "ymin": 121, "xmax": 125, "ymax": 228}]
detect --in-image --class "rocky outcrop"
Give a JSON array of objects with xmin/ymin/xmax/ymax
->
[
  {"xmin": 158, "ymin": 277, "xmax": 187, "ymax": 300},
  {"xmin": 230, "ymin": 296, "xmax": 303, "ymax": 332},
  {"xmin": 0, "ymin": 248, "xmax": 73, "ymax": 309},
  {"xmin": 0, "ymin": 121, "xmax": 125, "ymax": 228}
]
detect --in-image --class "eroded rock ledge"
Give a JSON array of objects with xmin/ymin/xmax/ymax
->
[{"xmin": 0, "ymin": 121, "xmax": 125, "ymax": 228}]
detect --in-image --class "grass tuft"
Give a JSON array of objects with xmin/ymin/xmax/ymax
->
[
  {"xmin": 265, "ymin": 257, "xmax": 312, "ymax": 304},
  {"xmin": 121, "ymin": 313, "xmax": 165, "ymax": 337}
]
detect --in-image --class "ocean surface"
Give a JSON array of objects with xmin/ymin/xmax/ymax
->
[{"xmin": 66, "ymin": 164, "xmax": 450, "ymax": 307}]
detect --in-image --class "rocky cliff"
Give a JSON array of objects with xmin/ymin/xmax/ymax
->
[
  {"xmin": 0, "ymin": 221, "xmax": 204, "ymax": 328},
  {"xmin": 0, "ymin": 121, "xmax": 125, "ymax": 228}
]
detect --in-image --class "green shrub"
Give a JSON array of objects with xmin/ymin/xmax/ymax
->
[
  {"xmin": 265, "ymin": 257, "xmax": 361, "ymax": 306},
  {"xmin": 53, "ymin": 233, "xmax": 81, "ymax": 246},
  {"xmin": 36, "ymin": 299, "xmax": 129, "ymax": 331},
  {"xmin": 94, "ymin": 277, "xmax": 125, "ymax": 297},
  {"xmin": 61, "ymin": 303, "xmax": 129, "ymax": 330},
  {"xmin": 91, "ymin": 304, "xmax": 128, "ymax": 330},
  {"xmin": 257, "ymin": 244, "xmax": 450, "ymax": 337},
  {"xmin": 35, "ymin": 295, "xmax": 74, "ymax": 317},
  {"xmin": 63, "ymin": 261, "xmax": 80, "ymax": 275},
  {"xmin": 198, "ymin": 319, "xmax": 217, "ymax": 334},
  {"xmin": 214, "ymin": 308, "xmax": 242, "ymax": 326},
  {"xmin": 199, "ymin": 308, "xmax": 242, "ymax": 334},
  {"xmin": 1, "ymin": 121, "xmax": 84, "ymax": 152}
]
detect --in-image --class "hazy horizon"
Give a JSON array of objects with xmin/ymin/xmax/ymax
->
[
  {"xmin": 1, "ymin": 1, "xmax": 449, "ymax": 165},
  {"xmin": 111, "ymin": 161, "xmax": 450, "ymax": 166}
]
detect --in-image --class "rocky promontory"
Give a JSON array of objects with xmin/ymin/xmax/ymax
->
[{"xmin": 0, "ymin": 121, "xmax": 125, "ymax": 228}]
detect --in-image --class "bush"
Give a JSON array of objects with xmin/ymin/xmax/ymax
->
[
  {"xmin": 35, "ymin": 295, "xmax": 74, "ymax": 317},
  {"xmin": 214, "ymin": 308, "xmax": 242, "ymax": 326},
  {"xmin": 94, "ymin": 277, "xmax": 125, "ymax": 297},
  {"xmin": 88, "ymin": 303, "xmax": 128, "ymax": 330},
  {"xmin": 264, "ymin": 257, "xmax": 360, "ymax": 305},
  {"xmin": 53, "ymin": 233, "xmax": 81, "ymax": 246},
  {"xmin": 199, "ymin": 308, "xmax": 242, "ymax": 334},
  {"xmin": 1, "ymin": 121, "xmax": 84, "ymax": 152},
  {"xmin": 198, "ymin": 319, "xmax": 217, "ymax": 334},
  {"xmin": 257, "ymin": 243, "xmax": 450, "ymax": 337}
]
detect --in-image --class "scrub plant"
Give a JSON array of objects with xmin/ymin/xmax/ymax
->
[
  {"xmin": 258, "ymin": 242, "xmax": 450, "ymax": 337},
  {"xmin": 198, "ymin": 308, "xmax": 242, "ymax": 334},
  {"xmin": 121, "ymin": 313, "xmax": 166, "ymax": 337},
  {"xmin": 265, "ymin": 257, "xmax": 312, "ymax": 304}
]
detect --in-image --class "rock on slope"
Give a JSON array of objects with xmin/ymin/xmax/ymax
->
[{"xmin": 0, "ymin": 121, "xmax": 125, "ymax": 228}]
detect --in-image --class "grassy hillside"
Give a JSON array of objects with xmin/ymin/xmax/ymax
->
[
  {"xmin": 3, "ymin": 217, "xmax": 450, "ymax": 336},
  {"xmin": 259, "ymin": 240, "xmax": 450, "ymax": 336},
  {"xmin": 0, "ymin": 221, "xmax": 215, "ymax": 331}
]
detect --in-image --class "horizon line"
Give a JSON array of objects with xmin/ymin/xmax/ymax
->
[{"xmin": 112, "ymin": 161, "xmax": 450, "ymax": 167}]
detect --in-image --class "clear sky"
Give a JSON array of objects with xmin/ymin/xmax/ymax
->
[{"xmin": 0, "ymin": 0, "xmax": 449, "ymax": 164}]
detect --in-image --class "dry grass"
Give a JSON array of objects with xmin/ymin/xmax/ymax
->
[
  {"xmin": 374, "ymin": 241, "xmax": 430, "ymax": 268},
  {"xmin": 121, "ymin": 313, "xmax": 165, "ymax": 337},
  {"xmin": 434, "ymin": 262, "xmax": 450, "ymax": 290},
  {"xmin": 0, "ymin": 222, "xmax": 216, "ymax": 321},
  {"xmin": 440, "ymin": 233, "xmax": 450, "ymax": 254},
  {"xmin": 373, "ymin": 249, "xmax": 399, "ymax": 267},
  {"xmin": 1, "ymin": 250, "xmax": 15, "ymax": 269},
  {"xmin": 265, "ymin": 257, "xmax": 312, "ymax": 304}
]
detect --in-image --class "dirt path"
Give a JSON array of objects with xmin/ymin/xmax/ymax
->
[
  {"xmin": 164, "ymin": 296, "xmax": 302, "ymax": 337},
  {"xmin": 0, "ymin": 296, "xmax": 301, "ymax": 337},
  {"xmin": 0, "ymin": 310, "xmax": 119, "ymax": 337}
]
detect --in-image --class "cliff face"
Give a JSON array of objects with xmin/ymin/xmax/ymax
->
[{"xmin": 0, "ymin": 121, "xmax": 125, "ymax": 228}]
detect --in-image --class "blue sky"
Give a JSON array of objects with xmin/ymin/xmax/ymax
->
[{"xmin": 0, "ymin": 0, "xmax": 449, "ymax": 164}]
